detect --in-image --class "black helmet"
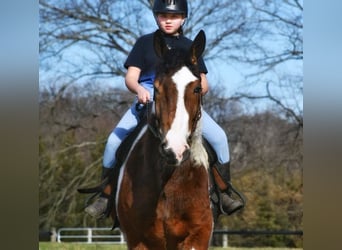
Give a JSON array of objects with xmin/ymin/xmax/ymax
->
[{"xmin": 153, "ymin": 0, "xmax": 188, "ymax": 18}]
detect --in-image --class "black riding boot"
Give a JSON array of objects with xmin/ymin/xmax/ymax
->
[
  {"xmin": 84, "ymin": 167, "xmax": 113, "ymax": 219},
  {"xmin": 211, "ymin": 162, "xmax": 245, "ymax": 215}
]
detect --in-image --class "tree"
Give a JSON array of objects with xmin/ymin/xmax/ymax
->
[
  {"xmin": 233, "ymin": 0, "xmax": 303, "ymax": 129},
  {"xmin": 40, "ymin": 0, "xmax": 302, "ymax": 123},
  {"xmin": 39, "ymin": 84, "xmax": 134, "ymax": 229},
  {"xmin": 39, "ymin": 86, "xmax": 303, "ymax": 247}
]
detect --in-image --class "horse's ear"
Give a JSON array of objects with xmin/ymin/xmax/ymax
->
[
  {"xmin": 154, "ymin": 29, "xmax": 168, "ymax": 58},
  {"xmin": 190, "ymin": 30, "xmax": 206, "ymax": 64}
]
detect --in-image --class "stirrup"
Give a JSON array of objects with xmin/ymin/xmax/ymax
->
[
  {"xmin": 218, "ymin": 192, "xmax": 244, "ymax": 215},
  {"xmin": 84, "ymin": 192, "xmax": 113, "ymax": 219},
  {"xmin": 85, "ymin": 196, "xmax": 108, "ymax": 218},
  {"xmin": 225, "ymin": 182, "xmax": 246, "ymax": 209}
]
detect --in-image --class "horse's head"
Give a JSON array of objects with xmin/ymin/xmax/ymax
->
[{"xmin": 152, "ymin": 30, "xmax": 206, "ymax": 166}]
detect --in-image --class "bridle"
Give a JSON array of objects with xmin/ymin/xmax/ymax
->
[
  {"xmin": 140, "ymin": 82, "xmax": 203, "ymax": 144},
  {"xmin": 190, "ymin": 85, "xmax": 203, "ymax": 135}
]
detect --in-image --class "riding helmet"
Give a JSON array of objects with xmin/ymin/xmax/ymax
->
[{"xmin": 153, "ymin": 0, "xmax": 188, "ymax": 18}]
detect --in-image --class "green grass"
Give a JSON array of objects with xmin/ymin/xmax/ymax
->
[{"xmin": 39, "ymin": 242, "xmax": 303, "ymax": 250}]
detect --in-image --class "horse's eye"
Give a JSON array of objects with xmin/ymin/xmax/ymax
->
[{"xmin": 194, "ymin": 86, "xmax": 202, "ymax": 94}]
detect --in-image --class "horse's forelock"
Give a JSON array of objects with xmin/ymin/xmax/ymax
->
[{"xmin": 158, "ymin": 48, "xmax": 198, "ymax": 77}]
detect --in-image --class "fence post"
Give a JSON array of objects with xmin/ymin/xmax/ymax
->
[
  {"xmin": 222, "ymin": 226, "xmax": 228, "ymax": 248},
  {"xmin": 120, "ymin": 231, "xmax": 125, "ymax": 244},
  {"xmin": 50, "ymin": 227, "xmax": 57, "ymax": 242},
  {"xmin": 87, "ymin": 228, "xmax": 92, "ymax": 243}
]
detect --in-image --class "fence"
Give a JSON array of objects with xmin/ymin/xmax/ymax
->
[
  {"xmin": 212, "ymin": 229, "xmax": 303, "ymax": 247},
  {"xmin": 47, "ymin": 227, "xmax": 302, "ymax": 246},
  {"xmin": 53, "ymin": 227, "xmax": 126, "ymax": 244}
]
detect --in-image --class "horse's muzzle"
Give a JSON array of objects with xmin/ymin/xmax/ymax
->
[{"xmin": 159, "ymin": 142, "xmax": 190, "ymax": 166}]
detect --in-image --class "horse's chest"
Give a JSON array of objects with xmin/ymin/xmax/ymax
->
[{"xmin": 158, "ymin": 166, "xmax": 208, "ymax": 218}]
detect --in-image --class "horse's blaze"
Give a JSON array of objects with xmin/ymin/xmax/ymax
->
[{"xmin": 162, "ymin": 66, "xmax": 198, "ymax": 165}]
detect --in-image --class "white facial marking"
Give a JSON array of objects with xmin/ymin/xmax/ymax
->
[{"xmin": 165, "ymin": 67, "xmax": 198, "ymax": 163}]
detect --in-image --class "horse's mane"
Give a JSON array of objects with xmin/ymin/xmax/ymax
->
[{"xmin": 189, "ymin": 112, "xmax": 209, "ymax": 169}]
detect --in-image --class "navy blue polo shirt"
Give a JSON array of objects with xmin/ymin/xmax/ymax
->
[{"xmin": 124, "ymin": 30, "xmax": 208, "ymax": 99}]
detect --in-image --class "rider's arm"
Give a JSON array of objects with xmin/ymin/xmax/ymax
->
[{"xmin": 125, "ymin": 66, "xmax": 150, "ymax": 104}]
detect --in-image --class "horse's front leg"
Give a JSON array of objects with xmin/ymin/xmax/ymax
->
[
  {"xmin": 178, "ymin": 210, "xmax": 213, "ymax": 250},
  {"xmin": 178, "ymin": 231, "xmax": 212, "ymax": 250}
]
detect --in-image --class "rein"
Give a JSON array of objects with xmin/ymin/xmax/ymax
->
[
  {"xmin": 134, "ymin": 101, "xmax": 161, "ymax": 141},
  {"xmin": 146, "ymin": 101, "xmax": 162, "ymax": 140},
  {"xmin": 135, "ymin": 101, "xmax": 162, "ymax": 140},
  {"xmin": 190, "ymin": 85, "xmax": 203, "ymax": 136}
]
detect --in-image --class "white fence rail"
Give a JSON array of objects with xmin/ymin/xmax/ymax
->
[
  {"xmin": 56, "ymin": 227, "xmax": 126, "ymax": 244},
  {"xmin": 47, "ymin": 227, "xmax": 302, "ymax": 246}
]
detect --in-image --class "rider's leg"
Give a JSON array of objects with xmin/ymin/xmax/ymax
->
[
  {"xmin": 85, "ymin": 103, "xmax": 141, "ymax": 218},
  {"xmin": 201, "ymin": 110, "xmax": 244, "ymax": 215},
  {"xmin": 84, "ymin": 166, "xmax": 114, "ymax": 218},
  {"xmin": 211, "ymin": 162, "xmax": 244, "ymax": 215}
]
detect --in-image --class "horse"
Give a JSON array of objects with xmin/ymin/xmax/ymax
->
[{"xmin": 115, "ymin": 30, "xmax": 213, "ymax": 250}]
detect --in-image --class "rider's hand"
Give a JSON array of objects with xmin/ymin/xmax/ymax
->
[{"xmin": 136, "ymin": 86, "xmax": 150, "ymax": 104}]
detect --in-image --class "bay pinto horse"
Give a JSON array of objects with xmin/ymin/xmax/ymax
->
[{"xmin": 116, "ymin": 30, "xmax": 213, "ymax": 250}]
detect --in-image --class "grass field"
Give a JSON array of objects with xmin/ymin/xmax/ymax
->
[{"xmin": 39, "ymin": 242, "xmax": 303, "ymax": 250}]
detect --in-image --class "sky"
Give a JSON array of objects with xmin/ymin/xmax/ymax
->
[{"xmin": 38, "ymin": 0, "xmax": 303, "ymax": 116}]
